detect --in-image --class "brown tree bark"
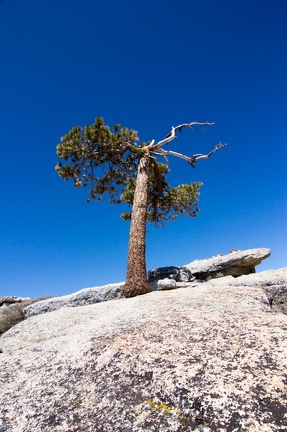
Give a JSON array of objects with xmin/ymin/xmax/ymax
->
[{"xmin": 122, "ymin": 153, "xmax": 150, "ymax": 298}]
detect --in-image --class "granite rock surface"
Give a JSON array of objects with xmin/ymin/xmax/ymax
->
[
  {"xmin": 24, "ymin": 248, "xmax": 272, "ymax": 318},
  {"xmin": 1, "ymin": 267, "xmax": 287, "ymax": 431}
]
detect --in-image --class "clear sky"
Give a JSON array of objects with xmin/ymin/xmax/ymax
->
[{"xmin": 1, "ymin": 0, "xmax": 286, "ymax": 298}]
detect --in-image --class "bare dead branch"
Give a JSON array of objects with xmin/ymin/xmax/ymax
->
[
  {"xmin": 192, "ymin": 143, "xmax": 227, "ymax": 161},
  {"xmin": 152, "ymin": 149, "xmax": 169, "ymax": 163},
  {"xmin": 150, "ymin": 121, "xmax": 215, "ymax": 149},
  {"xmin": 154, "ymin": 148, "xmax": 191, "ymax": 163},
  {"xmin": 173, "ymin": 121, "xmax": 214, "ymax": 134},
  {"xmin": 152, "ymin": 143, "xmax": 227, "ymax": 168}
]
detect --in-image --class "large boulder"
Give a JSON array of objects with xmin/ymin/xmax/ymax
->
[
  {"xmin": 185, "ymin": 247, "xmax": 271, "ymax": 279},
  {"xmin": 147, "ymin": 266, "xmax": 193, "ymax": 282},
  {"xmin": 148, "ymin": 278, "xmax": 177, "ymax": 291},
  {"xmin": 1, "ymin": 272, "xmax": 287, "ymax": 431}
]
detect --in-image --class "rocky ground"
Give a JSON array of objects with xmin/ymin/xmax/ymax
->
[{"xmin": 0, "ymin": 267, "xmax": 287, "ymax": 431}]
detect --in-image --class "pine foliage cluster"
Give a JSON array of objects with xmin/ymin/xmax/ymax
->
[{"xmin": 56, "ymin": 117, "xmax": 202, "ymax": 225}]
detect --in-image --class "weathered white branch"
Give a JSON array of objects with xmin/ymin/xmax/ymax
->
[
  {"xmin": 155, "ymin": 148, "xmax": 191, "ymax": 163},
  {"xmin": 172, "ymin": 121, "xmax": 214, "ymax": 134},
  {"xmin": 146, "ymin": 121, "xmax": 225, "ymax": 167},
  {"xmin": 188, "ymin": 143, "xmax": 227, "ymax": 167},
  {"xmin": 152, "ymin": 149, "xmax": 169, "ymax": 164},
  {"xmin": 153, "ymin": 143, "xmax": 226, "ymax": 168},
  {"xmin": 150, "ymin": 121, "xmax": 215, "ymax": 150}
]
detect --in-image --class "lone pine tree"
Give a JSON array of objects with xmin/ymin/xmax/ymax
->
[{"xmin": 56, "ymin": 117, "xmax": 225, "ymax": 298}]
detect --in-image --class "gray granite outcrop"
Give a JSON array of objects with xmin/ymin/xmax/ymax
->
[
  {"xmin": 24, "ymin": 283, "xmax": 125, "ymax": 318},
  {"xmin": 1, "ymin": 268, "xmax": 287, "ymax": 431},
  {"xmin": 23, "ymin": 248, "xmax": 272, "ymax": 317}
]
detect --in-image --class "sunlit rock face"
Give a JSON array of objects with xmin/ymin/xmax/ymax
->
[{"xmin": 1, "ymin": 267, "xmax": 287, "ymax": 431}]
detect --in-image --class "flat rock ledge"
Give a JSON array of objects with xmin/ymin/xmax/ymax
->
[
  {"xmin": 184, "ymin": 247, "xmax": 271, "ymax": 279},
  {"xmin": 1, "ymin": 271, "xmax": 287, "ymax": 432}
]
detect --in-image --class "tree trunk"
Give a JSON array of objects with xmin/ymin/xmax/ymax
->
[{"xmin": 122, "ymin": 153, "xmax": 150, "ymax": 298}]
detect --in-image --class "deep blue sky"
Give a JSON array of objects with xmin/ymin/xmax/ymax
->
[{"xmin": 1, "ymin": 0, "xmax": 286, "ymax": 298}]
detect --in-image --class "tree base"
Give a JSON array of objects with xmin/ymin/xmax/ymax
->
[{"xmin": 121, "ymin": 281, "xmax": 149, "ymax": 298}]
